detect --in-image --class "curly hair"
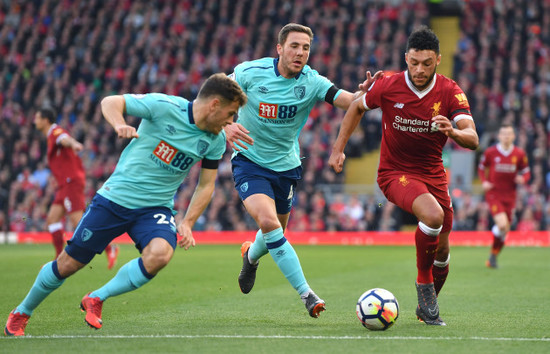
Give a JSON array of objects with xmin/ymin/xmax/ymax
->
[{"xmin": 406, "ymin": 26, "xmax": 440, "ymax": 54}]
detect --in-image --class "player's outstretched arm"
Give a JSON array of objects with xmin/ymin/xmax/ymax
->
[
  {"xmin": 177, "ymin": 167, "xmax": 218, "ymax": 249},
  {"xmin": 329, "ymin": 98, "xmax": 368, "ymax": 173},
  {"xmin": 333, "ymin": 70, "xmax": 383, "ymax": 110},
  {"xmin": 224, "ymin": 123, "xmax": 254, "ymax": 151},
  {"xmin": 59, "ymin": 135, "xmax": 84, "ymax": 153},
  {"xmin": 358, "ymin": 70, "xmax": 383, "ymax": 92},
  {"xmin": 101, "ymin": 95, "xmax": 139, "ymax": 139}
]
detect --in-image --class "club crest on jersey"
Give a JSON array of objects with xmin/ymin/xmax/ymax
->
[
  {"xmin": 240, "ymin": 182, "xmax": 249, "ymax": 193},
  {"xmin": 399, "ymin": 175, "xmax": 409, "ymax": 187},
  {"xmin": 294, "ymin": 86, "xmax": 306, "ymax": 99},
  {"xmin": 431, "ymin": 101, "xmax": 441, "ymax": 117},
  {"xmin": 197, "ymin": 140, "xmax": 209, "ymax": 155}
]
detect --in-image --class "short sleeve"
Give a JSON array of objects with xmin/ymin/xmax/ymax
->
[{"xmin": 363, "ymin": 76, "xmax": 385, "ymax": 110}]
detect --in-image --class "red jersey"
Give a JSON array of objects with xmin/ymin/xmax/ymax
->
[
  {"xmin": 47, "ymin": 124, "xmax": 86, "ymax": 186},
  {"xmin": 363, "ymin": 72, "xmax": 473, "ymax": 177},
  {"xmin": 478, "ymin": 144, "xmax": 530, "ymax": 196}
]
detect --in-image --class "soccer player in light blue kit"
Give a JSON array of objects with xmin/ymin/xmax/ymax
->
[
  {"xmin": 4, "ymin": 73, "xmax": 247, "ymax": 336},
  {"xmin": 225, "ymin": 23, "xmax": 381, "ymax": 318}
]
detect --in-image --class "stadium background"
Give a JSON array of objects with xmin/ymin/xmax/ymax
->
[{"xmin": 0, "ymin": 0, "xmax": 548, "ymax": 240}]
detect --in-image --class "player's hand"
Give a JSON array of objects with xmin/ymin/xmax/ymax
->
[
  {"xmin": 224, "ymin": 123, "xmax": 253, "ymax": 151},
  {"xmin": 72, "ymin": 141, "xmax": 84, "ymax": 153},
  {"xmin": 115, "ymin": 124, "xmax": 139, "ymax": 139},
  {"xmin": 177, "ymin": 223, "xmax": 196, "ymax": 250},
  {"xmin": 481, "ymin": 180, "xmax": 493, "ymax": 192},
  {"xmin": 431, "ymin": 115, "xmax": 454, "ymax": 137},
  {"xmin": 328, "ymin": 151, "xmax": 346, "ymax": 173},
  {"xmin": 359, "ymin": 70, "xmax": 383, "ymax": 92},
  {"xmin": 514, "ymin": 175, "xmax": 526, "ymax": 185}
]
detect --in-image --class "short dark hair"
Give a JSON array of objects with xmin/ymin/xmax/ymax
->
[
  {"xmin": 406, "ymin": 26, "xmax": 440, "ymax": 54},
  {"xmin": 198, "ymin": 73, "xmax": 247, "ymax": 107},
  {"xmin": 278, "ymin": 23, "xmax": 314, "ymax": 45},
  {"xmin": 500, "ymin": 123, "xmax": 514, "ymax": 130},
  {"xmin": 38, "ymin": 107, "xmax": 56, "ymax": 124}
]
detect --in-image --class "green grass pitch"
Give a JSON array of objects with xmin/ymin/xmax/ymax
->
[{"xmin": 0, "ymin": 243, "xmax": 548, "ymax": 353}]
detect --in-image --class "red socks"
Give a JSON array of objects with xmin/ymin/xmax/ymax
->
[
  {"xmin": 415, "ymin": 222, "xmax": 441, "ymax": 284},
  {"xmin": 51, "ymin": 229, "xmax": 65, "ymax": 258},
  {"xmin": 491, "ymin": 236, "xmax": 505, "ymax": 255},
  {"xmin": 432, "ymin": 263, "xmax": 449, "ymax": 295}
]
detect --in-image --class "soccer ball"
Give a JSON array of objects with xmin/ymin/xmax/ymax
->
[{"xmin": 356, "ymin": 288, "xmax": 399, "ymax": 330}]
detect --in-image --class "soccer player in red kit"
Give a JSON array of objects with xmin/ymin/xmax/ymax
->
[
  {"xmin": 34, "ymin": 108, "xmax": 119, "ymax": 268},
  {"xmin": 478, "ymin": 124, "xmax": 530, "ymax": 269},
  {"xmin": 329, "ymin": 26, "xmax": 479, "ymax": 326}
]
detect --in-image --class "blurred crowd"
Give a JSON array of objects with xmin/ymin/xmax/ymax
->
[{"xmin": 0, "ymin": 0, "xmax": 548, "ymax": 233}]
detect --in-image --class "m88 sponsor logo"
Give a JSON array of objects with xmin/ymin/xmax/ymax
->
[
  {"xmin": 259, "ymin": 102, "xmax": 297, "ymax": 119},
  {"xmin": 154, "ymin": 140, "xmax": 194, "ymax": 171}
]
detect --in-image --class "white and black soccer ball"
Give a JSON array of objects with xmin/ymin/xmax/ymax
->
[{"xmin": 356, "ymin": 288, "xmax": 399, "ymax": 330}]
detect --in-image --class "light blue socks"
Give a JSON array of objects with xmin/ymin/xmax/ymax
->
[
  {"xmin": 264, "ymin": 227, "xmax": 310, "ymax": 295},
  {"xmin": 248, "ymin": 229, "xmax": 268, "ymax": 262},
  {"xmin": 14, "ymin": 258, "xmax": 154, "ymax": 316},
  {"xmin": 16, "ymin": 261, "xmax": 65, "ymax": 316},
  {"xmin": 89, "ymin": 258, "xmax": 153, "ymax": 301}
]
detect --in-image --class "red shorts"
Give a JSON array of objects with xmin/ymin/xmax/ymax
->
[
  {"xmin": 53, "ymin": 181, "xmax": 86, "ymax": 213},
  {"xmin": 377, "ymin": 171, "xmax": 453, "ymax": 233},
  {"xmin": 485, "ymin": 192, "xmax": 515, "ymax": 221}
]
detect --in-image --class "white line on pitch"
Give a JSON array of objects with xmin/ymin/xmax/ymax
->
[{"xmin": 2, "ymin": 334, "xmax": 548, "ymax": 342}]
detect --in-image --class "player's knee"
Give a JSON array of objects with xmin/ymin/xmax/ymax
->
[
  {"xmin": 257, "ymin": 215, "xmax": 281, "ymax": 233},
  {"xmin": 143, "ymin": 252, "xmax": 172, "ymax": 274},
  {"xmin": 56, "ymin": 251, "xmax": 86, "ymax": 278},
  {"xmin": 422, "ymin": 209, "xmax": 444, "ymax": 229}
]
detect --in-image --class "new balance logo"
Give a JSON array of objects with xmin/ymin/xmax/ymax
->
[{"xmin": 394, "ymin": 103, "xmax": 404, "ymax": 109}]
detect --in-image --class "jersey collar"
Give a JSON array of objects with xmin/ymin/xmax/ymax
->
[
  {"xmin": 496, "ymin": 143, "xmax": 513, "ymax": 156},
  {"xmin": 404, "ymin": 70, "xmax": 437, "ymax": 99},
  {"xmin": 273, "ymin": 58, "xmax": 303, "ymax": 80},
  {"xmin": 188, "ymin": 101, "xmax": 195, "ymax": 125},
  {"xmin": 47, "ymin": 123, "xmax": 58, "ymax": 137}
]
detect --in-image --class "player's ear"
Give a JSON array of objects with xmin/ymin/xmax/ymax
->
[
  {"xmin": 209, "ymin": 97, "xmax": 220, "ymax": 112},
  {"xmin": 276, "ymin": 43, "xmax": 283, "ymax": 56}
]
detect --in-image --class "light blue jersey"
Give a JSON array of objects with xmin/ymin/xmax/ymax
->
[
  {"xmin": 231, "ymin": 57, "xmax": 341, "ymax": 172},
  {"xmin": 97, "ymin": 93, "xmax": 226, "ymax": 209}
]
